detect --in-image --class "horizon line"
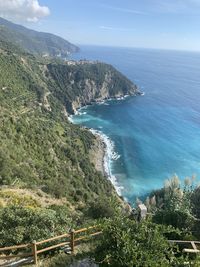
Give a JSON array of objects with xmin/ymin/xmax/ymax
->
[{"xmin": 74, "ymin": 43, "xmax": 200, "ymax": 54}]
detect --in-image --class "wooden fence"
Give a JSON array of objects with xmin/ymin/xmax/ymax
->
[
  {"xmin": 0, "ymin": 225, "xmax": 102, "ymax": 266},
  {"xmin": 1, "ymin": 226, "xmax": 200, "ymax": 267},
  {"xmin": 168, "ymin": 240, "xmax": 200, "ymax": 253}
]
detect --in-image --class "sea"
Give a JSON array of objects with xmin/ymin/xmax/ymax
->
[{"xmin": 70, "ymin": 45, "xmax": 200, "ymax": 203}]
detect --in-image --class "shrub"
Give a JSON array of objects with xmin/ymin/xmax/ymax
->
[
  {"xmin": 86, "ymin": 197, "xmax": 119, "ymax": 219},
  {"xmin": 93, "ymin": 216, "xmax": 183, "ymax": 267},
  {"xmin": 0, "ymin": 205, "xmax": 72, "ymax": 246},
  {"xmin": 191, "ymin": 186, "xmax": 200, "ymax": 219},
  {"xmin": 152, "ymin": 210, "xmax": 195, "ymax": 231}
]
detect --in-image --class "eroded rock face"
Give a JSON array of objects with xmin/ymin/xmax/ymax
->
[{"xmin": 46, "ymin": 61, "xmax": 139, "ymax": 114}]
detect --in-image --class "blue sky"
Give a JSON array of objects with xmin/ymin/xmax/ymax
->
[{"xmin": 1, "ymin": 0, "xmax": 200, "ymax": 51}]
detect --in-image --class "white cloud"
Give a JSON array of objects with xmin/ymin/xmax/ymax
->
[{"xmin": 0, "ymin": 0, "xmax": 50, "ymax": 23}]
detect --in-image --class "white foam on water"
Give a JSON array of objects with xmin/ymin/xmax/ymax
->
[
  {"xmin": 68, "ymin": 115, "xmax": 74, "ymax": 123},
  {"xmin": 89, "ymin": 129, "xmax": 123, "ymax": 195}
]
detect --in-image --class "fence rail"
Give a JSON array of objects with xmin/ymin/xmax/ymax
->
[
  {"xmin": 2, "ymin": 227, "xmax": 200, "ymax": 266},
  {"xmin": 0, "ymin": 225, "xmax": 101, "ymax": 266},
  {"xmin": 168, "ymin": 240, "xmax": 200, "ymax": 254}
]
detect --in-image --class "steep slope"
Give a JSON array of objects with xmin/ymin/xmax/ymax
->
[
  {"xmin": 0, "ymin": 40, "xmax": 139, "ymax": 205},
  {"xmin": 47, "ymin": 61, "xmax": 139, "ymax": 113},
  {"xmin": 0, "ymin": 17, "xmax": 79, "ymax": 57}
]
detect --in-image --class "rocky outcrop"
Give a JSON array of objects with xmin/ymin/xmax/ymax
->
[
  {"xmin": 47, "ymin": 61, "xmax": 140, "ymax": 114},
  {"xmin": 89, "ymin": 134, "xmax": 106, "ymax": 176}
]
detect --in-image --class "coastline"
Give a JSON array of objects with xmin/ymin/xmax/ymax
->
[
  {"xmin": 89, "ymin": 132, "xmax": 107, "ymax": 177},
  {"xmin": 68, "ymin": 99, "xmax": 128, "ymax": 196},
  {"xmin": 70, "ymin": 91, "xmax": 143, "ymax": 115},
  {"xmin": 68, "ymin": 92, "xmax": 143, "ymax": 197},
  {"xmin": 71, "ymin": 118, "xmax": 134, "ymax": 211},
  {"xmin": 89, "ymin": 129, "xmax": 122, "ymax": 196}
]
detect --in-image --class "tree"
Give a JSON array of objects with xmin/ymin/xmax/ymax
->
[
  {"xmin": 191, "ymin": 186, "xmax": 200, "ymax": 219},
  {"xmin": 150, "ymin": 176, "xmax": 196, "ymax": 232},
  {"xmin": 93, "ymin": 216, "xmax": 182, "ymax": 267},
  {"xmin": 85, "ymin": 197, "xmax": 120, "ymax": 220}
]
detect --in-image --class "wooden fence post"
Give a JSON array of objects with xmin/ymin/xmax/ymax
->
[
  {"xmin": 70, "ymin": 229, "xmax": 75, "ymax": 254},
  {"xmin": 32, "ymin": 240, "xmax": 38, "ymax": 266}
]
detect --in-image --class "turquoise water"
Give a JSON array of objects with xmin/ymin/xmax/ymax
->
[{"xmin": 71, "ymin": 46, "xmax": 200, "ymax": 202}]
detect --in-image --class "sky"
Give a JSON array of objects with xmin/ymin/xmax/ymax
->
[{"xmin": 0, "ymin": 0, "xmax": 200, "ymax": 51}]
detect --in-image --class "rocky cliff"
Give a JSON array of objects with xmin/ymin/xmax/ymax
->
[{"xmin": 46, "ymin": 61, "xmax": 140, "ymax": 114}]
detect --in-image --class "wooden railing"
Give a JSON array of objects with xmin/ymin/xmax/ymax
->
[
  {"xmin": 0, "ymin": 225, "xmax": 102, "ymax": 266},
  {"xmin": 1, "ymin": 226, "xmax": 200, "ymax": 266},
  {"xmin": 168, "ymin": 240, "xmax": 200, "ymax": 253}
]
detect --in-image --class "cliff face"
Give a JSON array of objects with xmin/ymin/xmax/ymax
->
[{"xmin": 46, "ymin": 62, "xmax": 139, "ymax": 114}]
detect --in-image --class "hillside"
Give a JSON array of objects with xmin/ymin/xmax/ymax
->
[
  {"xmin": 0, "ymin": 39, "xmax": 139, "ymax": 204},
  {"xmin": 47, "ymin": 61, "xmax": 139, "ymax": 114},
  {"xmin": 0, "ymin": 17, "xmax": 79, "ymax": 57},
  {"xmin": 1, "ymin": 23, "xmax": 200, "ymax": 267}
]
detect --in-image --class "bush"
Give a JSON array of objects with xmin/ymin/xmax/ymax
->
[
  {"xmin": 191, "ymin": 186, "xmax": 200, "ymax": 219},
  {"xmin": 86, "ymin": 197, "xmax": 119, "ymax": 220},
  {"xmin": 93, "ymin": 216, "xmax": 183, "ymax": 267},
  {"xmin": 152, "ymin": 210, "xmax": 195, "ymax": 231},
  {"xmin": 0, "ymin": 205, "xmax": 72, "ymax": 246}
]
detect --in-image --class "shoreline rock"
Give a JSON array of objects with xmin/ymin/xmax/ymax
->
[
  {"xmin": 89, "ymin": 134, "xmax": 106, "ymax": 177},
  {"xmin": 71, "ymin": 90, "xmax": 141, "ymax": 115},
  {"xmin": 89, "ymin": 133, "xmax": 133, "ymax": 212}
]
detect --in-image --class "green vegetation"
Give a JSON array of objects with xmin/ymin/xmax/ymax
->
[
  {"xmin": 2, "ymin": 24, "xmax": 200, "ymax": 266},
  {"xmin": 0, "ymin": 39, "xmax": 127, "ymax": 204},
  {"xmin": 0, "ymin": 17, "xmax": 79, "ymax": 57},
  {"xmin": 0, "ymin": 206, "xmax": 72, "ymax": 247},
  {"xmin": 1, "ymin": 172, "xmax": 200, "ymax": 266},
  {"xmin": 147, "ymin": 175, "xmax": 200, "ymax": 239},
  {"xmin": 87, "ymin": 177, "xmax": 200, "ymax": 267},
  {"xmin": 0, "ymin": 188, "xmax": 79, "ymax": 247},
  {"xmin": 85, "ymin": 196, "xmax": 119, "ymax": 220},
  {"xmin": 34, "ymin": 177, "xmax": 200, "ymax": 266},
  {"xmin": 0, "ymin": 36, "xmax": 135, "ymax": 253},
  {"xmin": 0, "ymin": 110, "xmax": 113, "ymax": 200},
  {"xmin": 47, "ymin": 62, "xmax": 138, "ymax": 113},
  {"xmin": 0, "ymin": 31, "xmax": 138, "ymax": 206},
  {"xmin": 93, "ymin": 217, "xmax": 182, "ymax": 267}
]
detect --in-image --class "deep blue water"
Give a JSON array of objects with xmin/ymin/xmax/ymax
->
[{"xmin": 71, "ymin": 45, "xmax": 200, "ymax": 203}]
